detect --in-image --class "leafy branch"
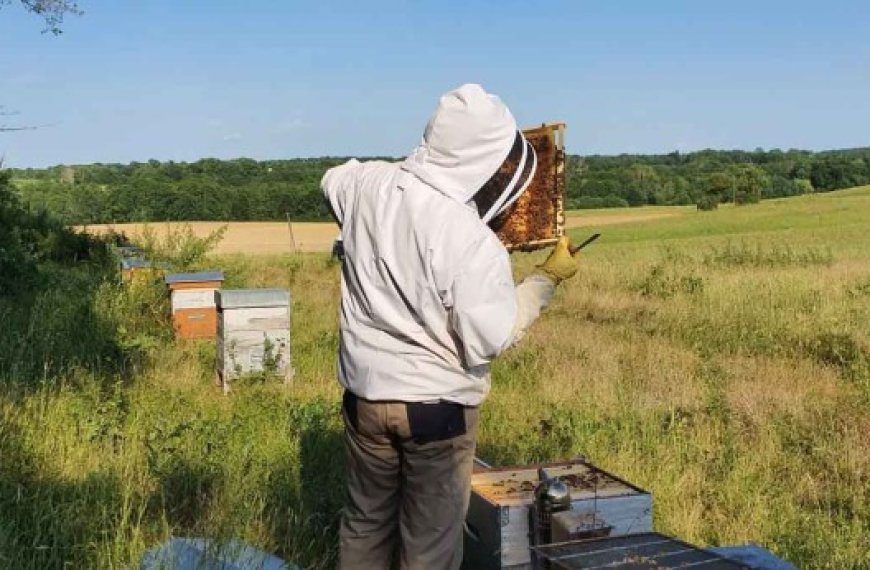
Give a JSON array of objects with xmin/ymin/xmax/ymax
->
[{"xmin": 0, "ymin": 0, "xmax": 82, "ymax": 35}]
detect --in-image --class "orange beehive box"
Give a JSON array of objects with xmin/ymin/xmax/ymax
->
[{"xmin": 164, "ymin": 271, "xmax": 225, "ymax": 339}]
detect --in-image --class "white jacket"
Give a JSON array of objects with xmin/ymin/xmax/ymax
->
[{"xmin": 322, "ymin": 84, "xmax": 554, "ymax": 406}]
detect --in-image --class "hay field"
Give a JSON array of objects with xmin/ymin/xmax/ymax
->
[
  {"xmin": 77, "ymin": 207, "xmax": 680, "ymax": 254},
  {"xmin": 78, "ymin": 221, "xmax": 341, "ymax": 254},
  {"xmin": 3, "ymin": 188, "xmax": 869, "ymax": 569}
]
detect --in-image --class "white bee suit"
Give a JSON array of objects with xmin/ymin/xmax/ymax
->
[{"xmin": 322, "ymin": 84, "xmax": 555, "ymax": 406}]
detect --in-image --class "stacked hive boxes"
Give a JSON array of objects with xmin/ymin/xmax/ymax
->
[
  {"xmin": 215, "ymin": 288, "xmax": 293, "ymax": 392},
  {"xmin": 164, "ymin": 271, "xmax": 225, "ymax": 339}
]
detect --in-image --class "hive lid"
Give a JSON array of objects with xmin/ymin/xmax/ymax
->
[
  {"xmin": 164, "ymin": 271, "xmax": 225, "ymax": 284},
  {"xmin": 120, "ymin": 257, "xmax": 152, "ymax": 269},
  {"xmin": 116, "ymin": 245, "xmax": 142, "ymax": 256},
  {"xmin": 216, "ymin": 288, "xmax": 290, "ymax": 309}
]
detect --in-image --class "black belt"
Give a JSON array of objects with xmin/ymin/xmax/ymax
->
[{"xmin": 343, "ymin": 390, "xmax": 471, "ymax": 444}]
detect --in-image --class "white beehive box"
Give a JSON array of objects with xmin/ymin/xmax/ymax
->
[
  {"xmin": 463, "ymin": 460, "xmax": 652, "ymax": 570},
  {"xmin": 215, "ymin": 288, "xmax": 293, "ymax": 392}
]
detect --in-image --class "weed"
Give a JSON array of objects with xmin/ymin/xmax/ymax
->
[
  {"xmin": 809, "ymin": 332, "xmax": 870, "ymax": 386},
  {"xmin": 702, "ymin": 241, "xmax": 834, "ymax": 268},
  {"xmin": 635, "ymin": 263, "xmax": 704, "ymax": 298}
]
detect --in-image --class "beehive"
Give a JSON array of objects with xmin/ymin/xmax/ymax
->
[
  {"xmin": 493, "ymin": 122, "xmax": 566, "ymax": 252},
  {"xmin": 215, "ymin": 288, "xmax": 293, "ymax": 392},
  {"xmin": 463, "ymin": 459, "xmax": 652, "ymax": 570},
  {"xmin": 532, "ymin": 533, "xmax": 748, "ymax": 569},
  {"xmin": 164, "ymin": 271, "xmax": 225, "ymax": 339},
  {"xmin": 120, "ymin": 257, "xmax": 168, "ymax": 284}
]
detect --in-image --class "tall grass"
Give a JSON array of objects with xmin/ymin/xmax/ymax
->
[{"xmin": 1, "ymin": 187, "xmax": 868, "ymax": 568}]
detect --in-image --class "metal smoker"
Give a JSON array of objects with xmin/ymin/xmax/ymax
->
[{"xmin": 533, "ymin": 467, "xmax": 572, "ymax": 546}]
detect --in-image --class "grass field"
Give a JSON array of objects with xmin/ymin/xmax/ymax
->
[{"xmin": 2, "ymin": 189, "xmax": 869, "ymax": 568}]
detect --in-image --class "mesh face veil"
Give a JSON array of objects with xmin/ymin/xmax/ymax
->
[{"xmin": 472, "ymin": 130, "xmax": 538, "ymax": 225}]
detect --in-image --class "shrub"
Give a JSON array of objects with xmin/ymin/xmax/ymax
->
[
  {"xmin": 635, "ymin": 263, "xmax": 705, "ymax": 298},
  {"xmin": 734, "ymin": 190, "xmax": 760, "ymax": 205},
  {"xmin": 696, "ymin": 195, "xmax": 719, "ymax": 211},
  {"xmin": 137, "ymin": 222, "xmax": 227, "ymax": 270}
]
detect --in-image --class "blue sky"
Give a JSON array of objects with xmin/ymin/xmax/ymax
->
[{"xmin": 1, "ymin": 1, "xmax": 868, "ymax": 167}]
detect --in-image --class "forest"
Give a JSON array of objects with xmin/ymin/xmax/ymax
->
[{"xmin": 9, "ymin": 147, "xmax": 870, "ymax": 223}]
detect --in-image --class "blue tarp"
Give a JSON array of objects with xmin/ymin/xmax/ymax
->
[
  {"xmin": 711, "ymin": 545, "xmax": 797, "ymax": 570},
  {"xmin": 140, "ymin": 537, "xmax": 299, "ymax": 570}
]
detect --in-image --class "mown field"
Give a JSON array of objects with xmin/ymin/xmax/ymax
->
[{"xmin": 1, "ymin": 188, "xmax": 869, "ymax": 569}]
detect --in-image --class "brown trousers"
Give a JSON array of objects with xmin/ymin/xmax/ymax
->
[{"xmin": 339, "ymin": 391, "xmax": 479, "ymax": 570}]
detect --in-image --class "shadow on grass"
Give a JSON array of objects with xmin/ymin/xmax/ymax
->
[
  {"xmin": 0, "ymin": 424, "xmax": 126, "ymax": 569},
  {"xmin": 152, "ymin": 458, "xmax": 223, "ymax": 531},
  {"xmin": 267, "ymin": 403, "xmax": 345, "ymax": 569}
]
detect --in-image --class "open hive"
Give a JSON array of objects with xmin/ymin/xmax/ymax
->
[
  {"xmin": 463, "ymin": 459, "xmax": 652, "ymax": 569},
  {"xmin": 532, "ymin": 533, "xmax": 748, "ymax": 569},
  {"xmin": 493, "ymin": 122, "xmax": 566, "ymax": 252}
]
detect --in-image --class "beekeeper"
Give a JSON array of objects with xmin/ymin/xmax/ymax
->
[{"xmin": 322, "ymin": 83, "xmax": 581, "ymax": 570}]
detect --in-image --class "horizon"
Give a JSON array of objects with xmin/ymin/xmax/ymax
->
[
  {"xmin": 9, "ymin": 143, "xmax": 870, "ymax": 172},
  {"xmin": 2, "ymin": 1, "xmax": 869, "ymax": 168}
]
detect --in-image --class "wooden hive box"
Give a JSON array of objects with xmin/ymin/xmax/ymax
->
[
  {"xmin": 164, "ymin": 271, "xmax": 225, "ymax": 340},
  {"xmin": 121, "ymin": 257, "xmax": 168, "ymax": 284},
  {"xmin": 493, "ymin": 122, "xmax": 566, "ymax": 252},
  {"xmin": 463, "ymin": 459, "xmax": 652, "ymax": 570},
  {"xmin": 215, "ymin": 288, "xmax": 293, "ymax": 393}
]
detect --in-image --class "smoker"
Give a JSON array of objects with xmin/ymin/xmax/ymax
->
[
  {"xmin": 530, "ymin": 468, "xmax": 572, "ymax": 569},
  {"xmin": 532, "ymin": 468, "xmax": 571, "ymax": 545}
]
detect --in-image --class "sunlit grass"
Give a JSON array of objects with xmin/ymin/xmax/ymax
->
[{"xmin": 1, "ymin": 187, "xmax": 868, "ymax": 568}]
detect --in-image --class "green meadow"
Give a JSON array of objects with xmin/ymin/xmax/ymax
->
[{"xmin": 1, "ymin": 187, "xmax": 868, "ymax": 569}]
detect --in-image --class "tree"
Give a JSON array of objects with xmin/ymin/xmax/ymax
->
[
  {"xmin": 0, "ymin": 0, "xmax": 82, "ymax": 35},
  {"xmin": 795, "ymin": 178, "xmax": 814, "ymax": 194},
  {"xmin": 1, "ymin": 1, "xmax": 82, "ymax": 132},
  {"xmin": 729, "ymin": 164, "xmax": 769, "ymax": 205},
  {"xmin": 705, "ymin": 171, "xmax": 733, "ymax": 203}
]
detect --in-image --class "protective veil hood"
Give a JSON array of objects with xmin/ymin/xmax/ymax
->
[{"xmin": 401, "ymin": 84, "xmax": 535, "ymax": 221}]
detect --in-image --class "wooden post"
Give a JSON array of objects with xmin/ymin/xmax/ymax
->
[{"xmin": 286, "ymin": 213, "xmax": 297, "ymax": 253}]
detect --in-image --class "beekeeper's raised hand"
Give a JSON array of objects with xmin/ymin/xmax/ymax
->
[{"xmin": 537, "ymin": 236, "xmax": 579, "ymax": 284}]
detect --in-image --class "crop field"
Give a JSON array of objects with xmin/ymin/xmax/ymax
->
[
  {"xmin": 2, "ymin": 188, "xmax": 869, "ymax": 569},
  {"xmin": 76, "ymin": 208, "xmax": 683, "ymax": 255}
]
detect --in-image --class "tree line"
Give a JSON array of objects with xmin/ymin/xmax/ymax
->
[
  {"xmin": 9, "ymin": 147, "xmax": 870, "ymax": 224},
  {"xmin": 567, "ymin": 147, "xmax": 870, "ymax": 209}
]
